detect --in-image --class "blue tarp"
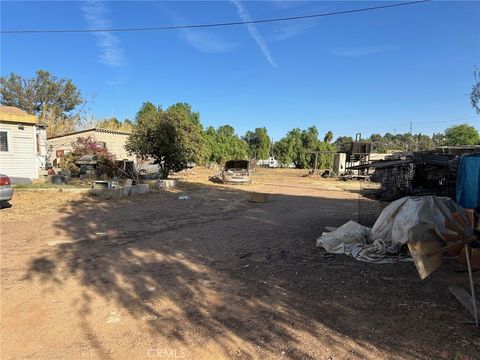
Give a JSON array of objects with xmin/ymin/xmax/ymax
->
[{"xmin": 456, "ymin": 154, "xmax": 480, "ymax": 209}]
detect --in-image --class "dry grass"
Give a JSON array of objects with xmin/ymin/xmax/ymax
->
[
  {"xmin": 1, "ymin": 191, "xmax": 86, "ymax": 223},
  {"xmin": 177, "ymin": 166, "xmax": 377, "ymax": 193},
  {"xmin": 2, "ymin": 167, "xmax": 377, "ymax": 224}
]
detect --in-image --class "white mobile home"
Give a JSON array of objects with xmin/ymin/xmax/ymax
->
[{"xmin": 0, "ymin": 106, "xmax": 47, "ymax": 183}]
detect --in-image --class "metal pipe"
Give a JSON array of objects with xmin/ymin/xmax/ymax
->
[{"xmin": 465, "ymin": 245, "xmax": 479, "ymax": 327}]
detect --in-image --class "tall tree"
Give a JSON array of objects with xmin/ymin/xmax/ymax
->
[
  {"xmin": 168, "ymin": 103, "xmax": 201, "ymax": 127},
  {"xmin": 432, "ymin": 132, "xmax": 445, "ymax": 147},
  {"xmin": 243, "ymin": 127, "xmax": 271, "ymax": 159},
  {"xmin": 333, "ymin": 136, "xmax": 353, "ymax": 152},
  {"xmin": 444, "ymin": 124, "xmax": 480, "ymax": 146},
  {"xmin": 275, "ymin": 126, "xmax": 335, "ymax": 168},
  {"xmin": 416, "ymin": 134, "xmax": 435, "ymax": 150},
  {"xmin": 95, "ymin": 117, "xmax": 134, "ymax": 132},
  {"xmin": 125, "ymin": 103, "xmax": 205, "ymax": 178},
  {"xmin": 471, "ymin": 67, "xmax": 480, "ymax": 114},
  {"xmin": 204, "ymin": 125, "xmax": 248, "ymax": 164},
  {"xmin": 135, "ymin": 101, "xmax": 158, "ymax": 124},
  {"xmin": 324, "ymin": 130, "xmax": 333, "ymax": 143},
  {"xmin": 0, "ymin": 70, "xmax": 84, "ymax": 137}
]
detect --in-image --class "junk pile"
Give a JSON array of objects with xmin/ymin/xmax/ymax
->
[
  {"xmin": 349, "ymin": 146, "xmax": 480, "ymax": 200},
  {"xmin": 317, "ymin": 195, "xmax": 480, "ymax": 326},
  {"xmin": 317, "ymin": 196, "xmax": 479, "ymax": 266},
  {"xmin": 320, "ymin": 155, "xmax": 480, "ymax": 325},
  {"xmin": 75, "ymin": 155, "xmax": 100, "ymax": 177}
]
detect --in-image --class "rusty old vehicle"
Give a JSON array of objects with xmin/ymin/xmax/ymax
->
[{"xmin": 222, "ymin": 160, "xmax": 252, "ymax": 184}]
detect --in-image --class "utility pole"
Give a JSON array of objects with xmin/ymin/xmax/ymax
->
[{"xmin": 409, "ymin": 121, "xmax": 413, "ymax": 152}]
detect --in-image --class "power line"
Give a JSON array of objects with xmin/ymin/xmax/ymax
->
[
  {"xmin": 1, "ymin": 0, "xmax": 431, "ymax": 34},
  {"xmin": 358, "ymin": 116, "xmax": 479, "ymax": 131},
  {"xmin": 353, "ymin": 116, "xmax": 480, "ymax": 135},
  {"xmin": 415, "ymin": 116, "xmax": 480, "ymax": 126}
]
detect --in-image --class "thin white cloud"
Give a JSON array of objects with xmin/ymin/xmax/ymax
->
[
  {"xmin": 231, "ymin": 0, "xmax": 277, "ymax": 68},
  {"xmin": 268, "ymin": 20, "xmax": 316, "ymax": 42},
  {"xmin": 162, "ymin": 7, "xmax": 237, "ymax": 54},
  {"xmin": 332, "ymin": 45, "xmax": 397, "ymax": 57},
  {"xmin": 81, "ymin": 1, "xmax": 124, "ymax": 67},
  {"xmin": 105, "ymin": 76, "xmax": 127, "ymax": 89},
  {"xmin": 179, "ymin": 29, "xmax": 238, "ymax": 53},
  {"xmin": 270, "ymin": 0, "xmax": 311, "ymax": 11}
]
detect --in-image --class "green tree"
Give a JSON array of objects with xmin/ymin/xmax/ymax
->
[
  {"xmin": 333, "ymin": 136, "xmax": 353, "ymax": 152},
  {"xmin": 432, "ymin": 132, "xmax": 445, "ymax": 147},
  {"xmin": 96, "ymin": 117, "xmax": 134, "ymax": 132},
  {"xmin": 444, "ymin": 124, "xmax": 480, "ymax": 146},
  {"xmin": 369, "ymin": 133, "xmax": 386, "ymax": 153},
  {"xmin": 135, "ymin": 101, "xmax": 158, "ymax": 124},
  {"xmin": 471, "ymin": 67, "xmax": 480, "ymax": 114},
  {"xmin": 315, "ymin": 141, "xmax": 336, "ymax": 169},
  {"xmin": 275, "ymin": 126, "xmax": 335, "ymax": 168},
  {"xmin": 243, "ymin": 127, "xmax": 271, "ymax": 159},
  {"xmin": 204, "ymin": 125, "xmax": 248, "ymax": 164},
  {"xmin": 324, "ymin": 130, "xmax": 333, "ymax": 143},
  {"xmin": 125, "ymin": 103, "xmax": 205, "ymax": 178},
  {"xmin": 416, "ymin": 134, "xmax": 435, "ymax": 150},
  {"xmin": 0, "ymin": 70, "xmax": 84, "ymax": 137},
  {"xmin": 168, "ymin": 103, "xmax": 201, "ymax": 127},
  {"xmin": 366, "ymin": 132, "xmax": 437, "ymax": 152},
  {"xmin": 275, "ymin": 128, "xmax": 302, "ymax": 167}
]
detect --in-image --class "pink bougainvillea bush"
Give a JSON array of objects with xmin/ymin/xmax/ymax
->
[{"xmin": 62, "ymin": 136, "xmax": 117, "ymax": 177}]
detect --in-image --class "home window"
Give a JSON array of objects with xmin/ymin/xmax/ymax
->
[{"xmin": 0, "ymin": 131, "xmax": 9, "ymax": 152}]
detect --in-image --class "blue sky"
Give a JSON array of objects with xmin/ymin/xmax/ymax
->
[{"xmin": 1, "ymin": 1, "xmax": 479, "ymax": 141}]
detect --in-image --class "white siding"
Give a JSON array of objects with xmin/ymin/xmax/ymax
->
[{"xmin": 0, "ymin": 122, "xmax": 38, "ymax": 182}]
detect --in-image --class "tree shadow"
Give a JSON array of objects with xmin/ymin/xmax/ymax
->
[{"xmin": 20, "ymin": 181, "xmax": 480, "ymax": 359}]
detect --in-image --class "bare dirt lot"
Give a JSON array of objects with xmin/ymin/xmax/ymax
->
[{"xmin": 1, "ymin": 168, "xmax": 479, "ymax": 359}]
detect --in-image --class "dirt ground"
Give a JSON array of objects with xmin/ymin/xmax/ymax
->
[{"xmin": 1, "ymin": 167, "xmax": 479, "ymax": 359}]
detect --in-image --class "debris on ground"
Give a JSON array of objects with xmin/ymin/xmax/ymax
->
[
  {"xmin": 248, "ymin": 192, "xmax": 269, "ymax": 203},
  {"xmin": 208, "ymin": 174, "xmax": 223, "ymax": 183},
  {"xmin": 350, "ymin": 146, "xmax": 480, "ymax": 200},
  {"xmin": 316, "ymin": 195, "xmax": 471, "ymax": 264}
]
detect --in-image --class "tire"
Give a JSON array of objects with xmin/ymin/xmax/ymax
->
[{"xmin": 0, "ymin": 201, "xmax": 11, "ymax": 209}]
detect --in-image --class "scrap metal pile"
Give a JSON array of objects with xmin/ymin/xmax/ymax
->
[{"xmin": 350, "ymin": 146, "xmax": 480, "ymax": 200}]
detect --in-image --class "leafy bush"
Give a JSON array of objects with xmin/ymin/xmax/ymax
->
[{"xmin": 61, "ymin": 136, "xmax": 117, "ymax": 177}]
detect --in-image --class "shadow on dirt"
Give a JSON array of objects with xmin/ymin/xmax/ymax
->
[{"xmin": 23, "ymin": 181, "xmax": 478, "ymax": 359}]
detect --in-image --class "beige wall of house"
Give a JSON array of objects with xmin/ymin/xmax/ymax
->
[
  {"xmin": 47, "ymin": 128, "xmax": 134, "ymax": 166},
  {"xmin": 94, "ymin": 131, "xmax": 132, "ymax": 160}
]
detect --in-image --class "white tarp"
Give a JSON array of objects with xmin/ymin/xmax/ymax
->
[{"xmin": 316, "ymin": 196, "xmax": 468, "ymax": 263}]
